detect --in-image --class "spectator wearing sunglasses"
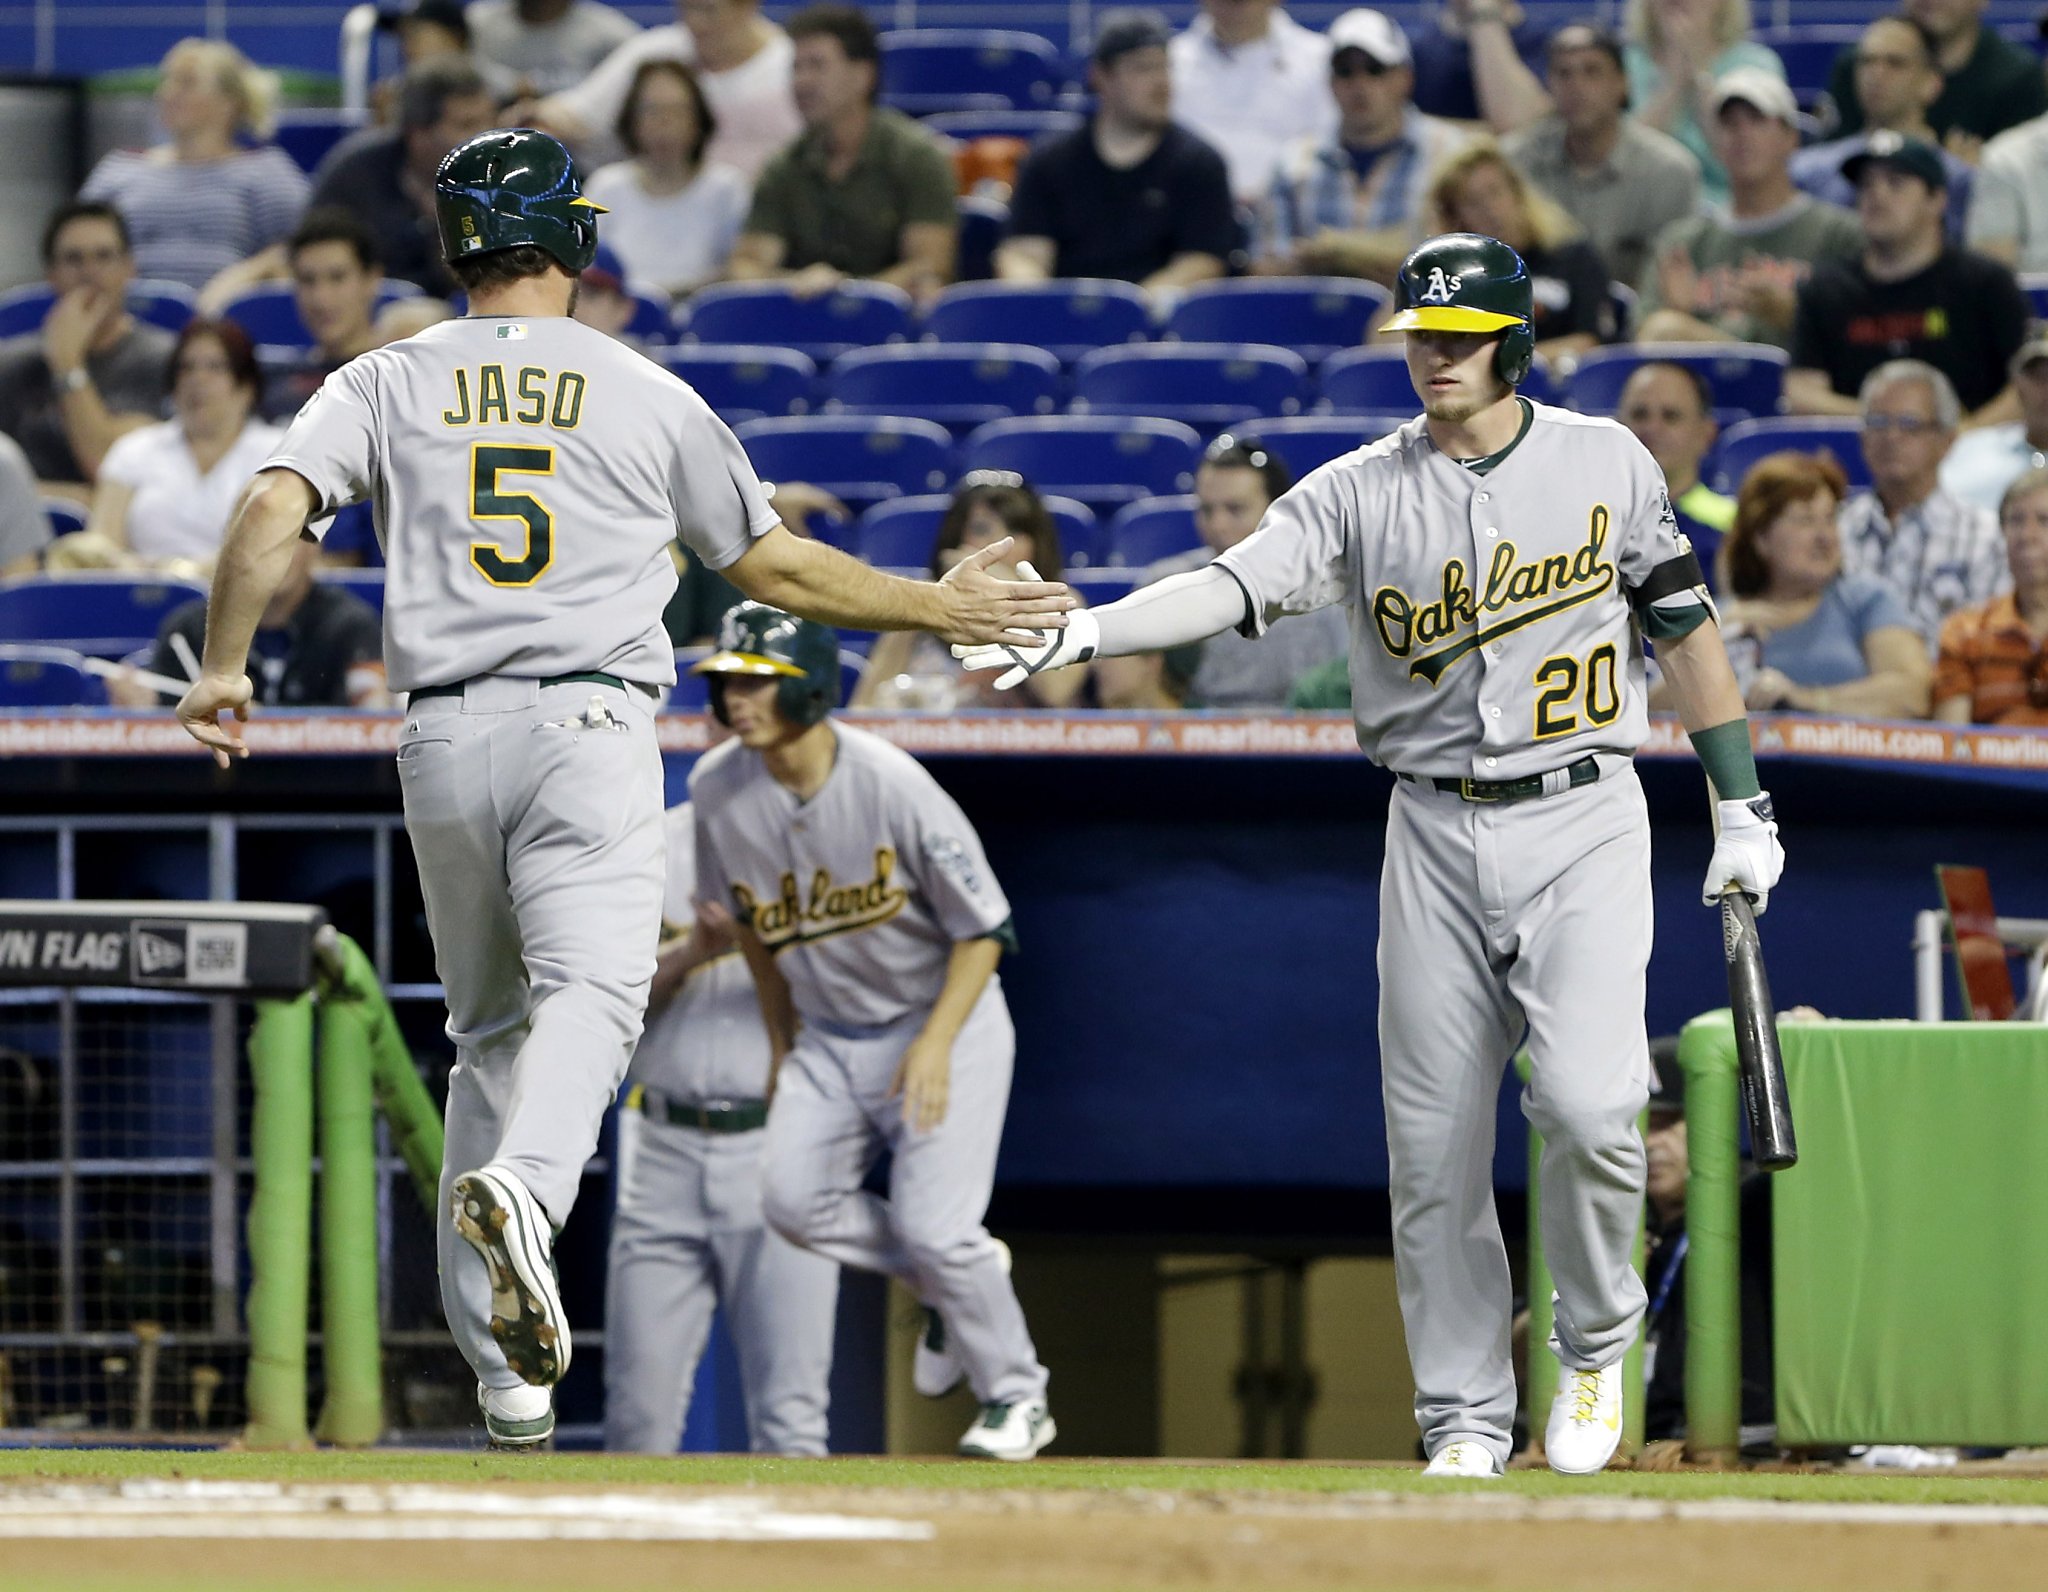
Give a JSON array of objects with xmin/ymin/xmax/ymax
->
[
  {"xmin": 1141, "ymin": 435, "xmax": 1347, "ymax": 707},
  {"xmin": 1256, "ymin": 8, "xmax": 1473, "ymax": 286}
]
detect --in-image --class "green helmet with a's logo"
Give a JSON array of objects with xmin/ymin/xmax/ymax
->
[
  {"xmin": 1381, "ymin": 232, "xmax": 1536, "ymax": 387},
  {"xmin": 434, "ymin": 127, "xmax": 608, "ymax": 274},
  {"xmin": 690, "ymin": 602, "xmax": 841, "ymax": 728}
]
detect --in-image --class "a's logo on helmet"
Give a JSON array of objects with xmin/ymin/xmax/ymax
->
[{"xmin": 1420, "ymin": 267, "xmax": 1462, "ymax": 304}]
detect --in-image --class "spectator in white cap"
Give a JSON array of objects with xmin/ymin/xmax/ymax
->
[
  {"xmin": 1620, "ymin": 0, "xmax": 1785, "ymax": 209},
  {"xmin": 1255, "ymin": 8, "xmax": 1473, "ymax": 285},
  {"xmin": 1168, "ymin": 0, "xmax": 1338, "ymax": 206},
  {"xmin": 1635, "ymin": 68, "xmax": 1860, "ymax": 351},
  {"xmin": 1942, "ymin": 327, "xmax": 2048, "ymax": 512}
]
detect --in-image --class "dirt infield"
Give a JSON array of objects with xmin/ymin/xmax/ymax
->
[{"xmin": 5, "ymin": 1465, "xmax": 2048, "ymax": 1592}]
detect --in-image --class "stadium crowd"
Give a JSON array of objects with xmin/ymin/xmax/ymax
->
[{"xmin": 2, "ymin": 0, "xmax": 2046, "ymax": 726}]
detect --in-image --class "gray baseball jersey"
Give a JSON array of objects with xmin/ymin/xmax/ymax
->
[
  {"xmin": 628, "ymin": 803, "xmax": 771, "ymax": 1102},
  {"xmin": 265, "ymin": 316, "xmax": 779, "ymax": 691},
  {"xmin": 690, "ymin": 723, "xmax": 1013, "ymax": 1028},
  {"xmin": 1217, "ymin": 402, "xmax": 1704, "ymax": 779}
]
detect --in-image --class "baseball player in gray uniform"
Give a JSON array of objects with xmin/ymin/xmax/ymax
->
[
  {"xmin": 605, "ymin": 799, "xmax": 840, "ymax": 1455},
  {"xmin": 958, "ymin": 234, "xmax": 1785, "ymax": 1477},
  {"xmin": 690, "ymin": 603, "xmax": 1055, "ymax": 1462},
  {"xmin": 173, "ymin": 128, "xmax": 1072, "ymax": 1450}
]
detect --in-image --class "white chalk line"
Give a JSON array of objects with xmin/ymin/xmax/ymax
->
[{"xmin": 0, "ymin": 1481, "xmax": 933, "ymax": 1543}]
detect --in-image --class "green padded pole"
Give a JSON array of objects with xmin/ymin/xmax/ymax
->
[
  {"xmin": 314, "ymin": 995, "xmax": 383, "ymax": 1447},
  {"xmin": 1518, "ymin": 1051, "xmax": 1648, "ymax": 1461},
  {"xmin": 243, "ymin": 994, "xmax": 315, "ymax": 1450},
  {"xmin": 1678, "ymin": 1011, "xmax": 1741, "ymax": 1463},
  {"xmin": 327, "ymin": 931, "xmax": 444, "ymax": 1210}
]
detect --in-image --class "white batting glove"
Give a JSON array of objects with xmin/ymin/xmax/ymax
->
[
  {"xmin": 950, "ymin": 566, "xmax": 1099, "ymax": 690},
  {"xmin": 1704, "ymin": 792, "xmax": 1784, "ymax": 913}
]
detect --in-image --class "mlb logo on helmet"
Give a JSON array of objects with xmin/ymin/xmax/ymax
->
[{"xmin": 1421, "ymin": 267, "xmax": 1463, "ymax": 304}]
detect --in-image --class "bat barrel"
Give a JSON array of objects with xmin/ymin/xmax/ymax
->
[{"xmin": 1722, "ymin": 891, "xmax": 1798, "ymax": 1172}]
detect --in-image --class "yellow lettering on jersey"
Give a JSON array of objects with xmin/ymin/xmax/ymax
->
[
  {"xmin": 1379, "ymin": 505, "xmax": 1618, "ymax": 685},
  {"xmin": 515, "ymin": 366, "xmax": 548, "ymax": 425},
  {"xmin": 732, "ymin": 848, "xmax": 911, "ymax": 952},
  {"xmin": 552, "ymin": 371, "xmax": 585, "ymax": 429},
  {"xmin": 441, "ymin": 368, "xmax": 472, "ymax": 426},
  {"xmin": 476, "ymin": 364, "xmax": 510, "ymax": 424}
]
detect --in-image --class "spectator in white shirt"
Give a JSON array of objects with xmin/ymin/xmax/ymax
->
[
  {"xmin": 71, "ymin": 319, "xmax": 281, "ymax": 572},
  {"xmin": 81, "ymin": 39, "xmax": 308, "ymax": 295},
  {"xmin": 1168, "ymin": 0, "xmax": 1337, "ymax": 206},
  {"xmin": 1838, "ymin": 358, "xmax": 2010, "ymax": 651},
  {"xmin": 1941, "ymin": 326, "xmax": 2048, "ymax": 512},
  {"xmin": 527, "ymin": 0, "xmax": 800, "ymax": 181},
  {"xmin": 584, "ymin": 59, "xmax": 751, "ymax": 297},
  {"xmin": 1967, "ymin": 109, "xmax": 2048, "ymax": 274}
]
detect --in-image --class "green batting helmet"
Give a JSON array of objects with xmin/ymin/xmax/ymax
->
[
  {"xmin": 691, "ymin": 603, "xmax": 840, "ymax": 728},
  {"xmin": 434, "ymin": 127, "xmax": 607, "ymax": 274},
  {"xmin": 1380, "ymin": 232, "xmax": 1536, "ymax": 388}
]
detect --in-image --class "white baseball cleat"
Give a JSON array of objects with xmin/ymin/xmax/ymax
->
[
  {"xmin": 1546, "ymin": 1361, "xmax": 1624, "ymax": 1474},
  {"xmin": 452, "ymin": 1164, "xmax": 571, "ymax": 1387},
  {"xmin": 478, "ymin": 1381, "xmax": 554, "ymax": 1451},
  {"xmin": 1422, "ymin": 1440, "xmax": 1503, "ymax": 1477},
  {"xmin": 913, "ymin": 1236, "xmax": 1011, "ymax": 1399},
  {"xmin": 957, "ymin": 1397, "xmax": 1056, "ymax": 1461}
]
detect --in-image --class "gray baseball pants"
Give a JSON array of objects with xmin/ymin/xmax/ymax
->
[
  {"xmin": 1378, "ymin": 759, "xmax": 1653, "ymax": 1469},
  {"xmin": 762, "ymin": 985, "xmax": 1047, "ymax": 1407},
  {"xmin": 605, "ymin": 1111, "xmax": 839, "ymax": 1454},
  {"xmin": 398, "ymin": 676, "xmax": 665, "ymax": 1390}
]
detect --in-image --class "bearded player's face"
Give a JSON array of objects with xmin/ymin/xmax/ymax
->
[{"xmin": 1404, "ymin": 329, "xmax": 1509, "ymax": 423}]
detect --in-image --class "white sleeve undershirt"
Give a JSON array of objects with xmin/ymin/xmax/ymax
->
[{"xmin": 1090, "ymin": 565, "xmax": 1254, "ymax": 656}]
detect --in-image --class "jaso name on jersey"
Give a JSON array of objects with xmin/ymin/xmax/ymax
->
[{"xmin": 441, "ymin": 361, "xmax": 587, "ymax": 431}]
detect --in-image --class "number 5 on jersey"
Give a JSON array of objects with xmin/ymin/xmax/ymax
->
[
  {"xmin": 470, "ymin": 443, "xmax": 555, "ymax": 587},
  {"xmin": 1533, "ymin": 642, "xmax": 1621, "ymax": 739}
]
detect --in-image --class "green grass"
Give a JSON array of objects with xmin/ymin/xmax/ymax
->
[{"xmin": 2, "ymin": 1448, "xmax": 2046, "ymax": 1507}]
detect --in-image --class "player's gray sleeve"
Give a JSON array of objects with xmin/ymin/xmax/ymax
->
[
  {"xmin": 1090, "ymin": 564, "xmax": 1255, "ymax": 657},
  {"xmin": 671, "ymin": 408, "xmax": 782, "ymax": 573},
  {"xmin": 262, "ymin": 361, "xmax": 377, "ymax": 534},
  {"xmin": 899, "ymin": 780, "xmax": 1011, "ymax": 943},
  {"xmin": 1212, "ymin": 468, "xmax": 1354, "ymax": 638},
  {"xmin": 1614, "ymin": 442, "xmax": 1714, "ymax": 639}
]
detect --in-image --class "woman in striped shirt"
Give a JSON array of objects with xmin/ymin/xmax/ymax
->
[{"xmin": 81, "ymin": 39, "xmax": 309, "ymax": 296}]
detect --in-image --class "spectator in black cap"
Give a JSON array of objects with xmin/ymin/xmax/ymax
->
[
  {"xmin": 1787, "ymin": 131, "xmax": 2030, "ymax": 423},
  {"xmin": 995, "ymin": 8, "xmax": 1236, "ymax": 301}
]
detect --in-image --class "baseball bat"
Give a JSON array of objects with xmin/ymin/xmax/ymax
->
[{"xmin": 1720, "ymin": 887, "xmax": 1797, "ymax": 1171}]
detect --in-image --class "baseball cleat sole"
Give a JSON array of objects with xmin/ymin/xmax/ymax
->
[{"xmin": 452, "ymin": 1166, "xmax": 571, "ymax": 1387}]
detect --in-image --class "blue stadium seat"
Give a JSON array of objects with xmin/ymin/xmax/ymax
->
[
  {"xmin": 660, "ymin": 345, "xmax": 817, "ymax": 421},
  {"xmin": 924, "ymin": 108, "xmax": 1083, "ymax": 143},
  {"xmin": 676, "ymin": 281, "xmax": 914, "ymax": 362},
  {"xmin": 1166, "ymin": 279, "xmax": 1392, "ymax": 365},
  {"xmin": 826, "ymin": 343, "xmax": 1062, "ymax": 435},
  {"xmin": 733, "ymin": 416, "xmax": 954, "ymax": 508},
  {"xmin": 1317, "ymin": 346, "xmax": 1420, "ymax": 413},
  {"xmin": 1568, "ymin": 343, "xmax": 1789, "ymax": 421},
  {"xmin": 962, "ymin": 416, "xmax": 1203, "ymax": 513},
  {"xmin": 2022, "ymin": 274, "xmax": 2048, "ymax": 319},
  {"xmin": 0, "ymin": 280, "xmax": 197, "ymax": 339},
  {"xmin": 1758, "ymin": 28, "xmax": 1860, "ymax": 97},
  {"xmin": 923, "ymin": 281, "xmax": 1151, "ymax": 364},
  {"xmin": 1105, "ymin": 496, "xmax": 1201, "ymax": 568},
  {"xmin": 0, "ymin": 646, "xmax": 105, "ymax": 708},
  {"xmin": 273, "ymin": 108, "xmax": 367, "ymax": 174},
  {"xmin": 956, "ymin": 195, "xmax": 1008, "ymax": 283},
  {"xmin": 316, "ymin": 568, "xmax": 387, "ymax": 612},
  {"xmin": 1073, "ymin": 343, "xmax": 1310, "ymax": 433},
  {"xmin": 1709, "ymin": 417, "xmax": 1870, "ymax": 496},
  {"xmin": 0, "ymin": 574, "xmax": 208, "ymax": 658},
  {"xmin": 624, "ymin": 288, "xmax": 673, "ymax": 344},
  {"xmin": 1247, "ymin": 414, "xmax": 1410, "ymax": 479},
  {"xmin": 854, "ymin": 492, "xmax": 1100, "ymax": 569},
  {"xmin": 878, "ymin": 29, "xmax": 1062, "ymax": 114},
  {"xmin": 40, "ymin": 498, "xmax": 88, "ymax": 539}
]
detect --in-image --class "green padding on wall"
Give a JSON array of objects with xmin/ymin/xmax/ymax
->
[{"xmin": 1774, "ymin": 1020, "xmax": 2048, "ymax": 1447}]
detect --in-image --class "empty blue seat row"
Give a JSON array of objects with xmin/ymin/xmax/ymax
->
[
  {"xmin": 0, "ymin": 645, "xmax": 108, "ymax": 708},
  {"xmin": 878, "ymin": 28, "xmax": 1065, "ymax": 115}
]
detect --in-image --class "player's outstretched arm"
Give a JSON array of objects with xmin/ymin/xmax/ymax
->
[
  {"xmin": 953, "ymin": 563, "xmax": 1252, "ymax": 691},
  {"xmin": 723, "ymin": 524, "xmax": 1073, "ymax": 646},
  {"xmin": 176, "ymin": 468, "xmax": 317, "ymax": 767},
  {"xmin": 1658, "ymin": 619, "xmax": 1786, "ymax": 913}
]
